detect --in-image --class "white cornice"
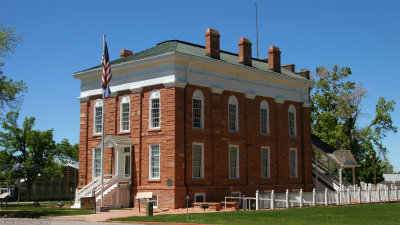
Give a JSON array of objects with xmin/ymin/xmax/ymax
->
[
  {"xmin": 130, "ymin": 87, "xmax": 143, "ymax": 94},
  {"xmin": 74, "ymin": 51, "xmax": 313, "ymax": 103},
  {"xmin": 164, "ymin": 81, "xmax": 187, "ymax": 89},
  {"xmin": 174, "ymin": 52, "xmax": 314, "ymax": 88},
  {"xmin": 73, "ymin": 52, "xmax": 176, "ymax": 79},
  {"xmin": 274, "ymin": 98, "xmax": 285, "ymax": 104},
  {"xmin": 110, "ymin": 91, "xmax": 118, "ymax": 98},
  {"xmin": 245, "ymin": 93, "xmax": 256, "ymax": 99},
  {"xmin": 211, "ymin": 87, "xmax": 223, "ymax": 94},
  {"xmin": 78, "ymin": 96, "xmax": 89, "ymax": 102}
]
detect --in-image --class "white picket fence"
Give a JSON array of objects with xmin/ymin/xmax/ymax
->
[{"xmin": 224, "ymin": 184, "xmax": 399, "ymax": 211}]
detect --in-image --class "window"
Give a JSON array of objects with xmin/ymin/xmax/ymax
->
[
  {"xmin": 192, "ymin": 143, "xmax": 204, "ymax": 179},
  {"xmin": 124, "ymin": 147, "xmax": 131, "ymax": 175},
  {"xmin": 149, "ymin": 90, "xmax": 160, "ymax": 129},
  {"xmin": 261, "ymin": 147, "xmax": 270, "ymax": 178},
  {"xmin": 228, "ymin": 96, "xmax": 239, "ymax": 132},
  {"xmin": 93, "ymin": 148, "xmax": 101, "ymax": 178},
  {"xmin": 229, "ymin": 145, "xmax": 239, "ymax": 178},
  {"xmin": 94, "ymin": 100, "xmax": 103, "ymax": 134},
  {"xmin": 289, "ymin": 148, "xmax": 298, "ymax": 178},
  {"xmin": 288, "ymin": 105, "xmax": 296, "ymax": 136},
  {"xmin": 120, "ymin": 95, "xmax": 130, "ymax": 132},
  {"xmin": 149, "ymin": 144, "xmax": 160, "ymax": 179},
  {"xmin": 195, "ymin": 193, "xmax": 206, "ymax": 202},
  {"xmin": 260, "ymin": 100, "xmax": 269, "ymax": 134},
  {"xmin": 192, "ymin": 90, "xmax": 204, "ymax": 129},
  {"xmin": 151, "ymin": 195, "xmax": 158, "ymax": 208}
]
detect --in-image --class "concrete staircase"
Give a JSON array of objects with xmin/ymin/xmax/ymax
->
[{"xmin": 71, "ymin": 174, "xmax": 130, "ymax": 208}]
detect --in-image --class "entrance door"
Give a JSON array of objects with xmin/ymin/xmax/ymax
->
[
  {"xmin": 122, "ymin": 147, "xmax": 131, "ymax": 176},
  {"xmin": 124, "ymin": 155, "xmax": 131, "ymax": 175}
]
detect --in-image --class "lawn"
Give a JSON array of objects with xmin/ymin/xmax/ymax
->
[
  {"xmin": 0, "ymin": 201, "xmax": 94, "ymax": 217},
  {"xmin": 110, "ymin": 203, "xmax": 400, "ymax": 225}
]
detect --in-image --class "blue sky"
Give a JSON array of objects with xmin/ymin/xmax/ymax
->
[{"xmin": 1, "ymin": 0, "xmax": 399, "ymax": 171}]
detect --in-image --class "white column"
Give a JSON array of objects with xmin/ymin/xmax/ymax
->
[
  {"xmin": 299, "ymin": 189, "xmax": 303, "ymax": 208},
  {"xmin": 387, "ymin": 185, "xmax": 390, "ymax": 202},
  {"xmin": 270, "ymin": 190, "xmax": 275, "ymax": 210},
  {"xmin": 312, "ymin": 188, "xmax": 316, "ymax": 206},
  {"xmin": 378, "ymin": 185, "xmax": 381, "ymax": 203},
  {"xmin": 368, "ymin": 187, "xmax": 371, "ymax": 203},
  {"xmin": 347, "ymin": 187, "xmax": 351, "ymax": 205},
  {"xmin": 285, "ymin": 189, "xmax": 289, "ymax": 208},
  {"xmin": 395, "ymin": 186, "xmax": 398, "ymax": 202},
  {"xmin": 339, "ymin": 168, "xmax": 343, "ymax": 191},
  {"xmin": 352, "ymin": 167, "xmax": 356, "ymax": 186},
  {"xmin": 256, "ymin": 190, "xmax": 259, "ymax": 210},
  {"xmin": 325, "ymin": 188, "xmax": 328, "ymax": 206},
  {"xmin": 358, "ymin": 187, "xmax": 361, "ymax": 204}
]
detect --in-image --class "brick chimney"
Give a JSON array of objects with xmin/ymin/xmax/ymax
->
[
  {"xmin": 120, "ymin": 49, "xmax": 133, "ymax": 58},
  {"xmin": 238, "ymin": 38, "xmax": 252, "ymax": 66},
  {"xmin": 268, "ymin": 46, "xmax": 281, "ymax": 73},
  {"xmin": 205, "ymin": 28, "xmax": 220, "ymax": 59},
  {"xmin": 282, "ymin": 64, "xmax": 295, "ymax": 73}
]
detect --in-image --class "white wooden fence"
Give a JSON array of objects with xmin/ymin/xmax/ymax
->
[{"xmin": 224, "ymin": 184, "xmax": 399, "ymax": 211}]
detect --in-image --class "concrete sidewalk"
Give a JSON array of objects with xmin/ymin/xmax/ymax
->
[{"xmin": 50, "ymin": 207, "xmax": 233, "ymax": 223}]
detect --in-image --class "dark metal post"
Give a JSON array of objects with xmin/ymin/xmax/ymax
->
[{"xmin": 186, "ymin": 195, "xmax": 190, "ymax": 222}]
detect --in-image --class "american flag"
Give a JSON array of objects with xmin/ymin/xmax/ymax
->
[{"xmin": 101, "ymin": 36, "xmax": 112, "ymax": 98}]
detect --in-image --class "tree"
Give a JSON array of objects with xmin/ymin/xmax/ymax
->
[
  {"xmin": 0, "ymin": 112, "xmax": 62, "ymax": 200},
  {"xmin": 56, "ymin": 139, "xmax": 79, "ymax": 164},
  {"xmin": 381, "ymin": 159, "xmax": 394, "ymax": 174},
  {"xmin": 311, "ymin": 65, "xmax": 397, "ymax": 184},
  {"xmin": 0, "ymin": 23, "xmax": 26, "ymax": 119}
]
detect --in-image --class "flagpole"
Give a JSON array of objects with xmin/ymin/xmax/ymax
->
[{"xmin": 100, "ymin": 34, "xmax": 105, "ymax": 207}]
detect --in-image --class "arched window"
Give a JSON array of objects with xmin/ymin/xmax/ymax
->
[
  {"xmin": 288, "ymin": 104, "xmax": 296, "ymax": 136},
  {"xmin": 120, "ymin": 95, "xmax": 130, "ymax": 132},
  {"xmin": 260, "ymin": 100, "xmax": 269, "ymax": 134},
  {"xmin": 228, "ymin": 95, "xmax": 239, "ymax": 132},
  {"xmin": 149, "ymin": 90, "xmax": 161, "ymax": 129},
  {"xmin": 93, "ymin": 99, "xmax": 103, "ymax": 134},
  {"xmin": 192, "ymin": 90, "xmax": 204, "ymax": 129}
]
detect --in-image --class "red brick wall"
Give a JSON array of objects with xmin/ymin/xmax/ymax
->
[
  {"xmin": 181, "ymin": 84, "xmax": 313, "ymax": 206},
  {"xmin": 77, "ymin": 83, "xmax": 313, "ymax": 208}
]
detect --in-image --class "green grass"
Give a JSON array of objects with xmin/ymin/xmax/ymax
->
[
  {"xmin": 110, "ymin": 203, "xmax": 400, "ymax": 225},
  {"xmin": 0, "ymin": 201, "xmax": 94, "ymax": 217}
]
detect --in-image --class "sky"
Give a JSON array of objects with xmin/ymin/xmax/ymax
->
[{"xmin": 0, "ymin": 0, "xmax": 399, "ymax": 171}]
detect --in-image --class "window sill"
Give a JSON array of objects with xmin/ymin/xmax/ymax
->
[
  {"xmin": 92, "ymin": 134, "xmax": 102, "ymax": 138},
  {"xmin": 261, "ymin": 133, "xmax": 270, "ymax": 135},
  {"xmin": 148, "ymin": 179, "xmax": 161, "ymax": 183},
  {"xmin": 148, "ymin": 128, "xmax": 161, "ymax": 132},
  {"xmin": 192, "ymin": 127, "xmax": 204, "ymax": 130},
  {"xmin": 192, "ymin": 177, "xmax": 204, "ymax": 180},
  {"xmin": 118, "ymin": 131, "xmax": 130, "ymax": 135},
  {"xmin": 229, "ymin": 177, "xmax": 240, "ymax": 180}
]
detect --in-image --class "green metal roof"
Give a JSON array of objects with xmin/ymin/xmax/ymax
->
[{"xmin": 77, "ymin": 40, "xmax": 307, "ymax": 81}]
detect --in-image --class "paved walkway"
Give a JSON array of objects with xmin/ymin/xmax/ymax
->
[{"xmin": 49, "ymin": 207, "xmax": 234, "ymax": 223}]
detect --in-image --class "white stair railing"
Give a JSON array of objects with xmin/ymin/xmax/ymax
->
[{"xmin": 94, "ymin": 174, "xmax": 130, "ymax": 199}]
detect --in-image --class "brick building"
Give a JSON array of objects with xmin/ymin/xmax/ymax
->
[{"xmin": 72, "ymin": 28, "xmax": 314, "ymax": 209}]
